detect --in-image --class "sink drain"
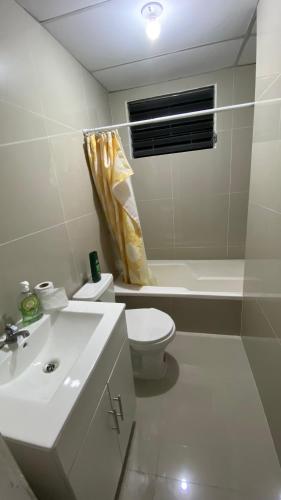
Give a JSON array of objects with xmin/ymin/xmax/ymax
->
[{"xmin": 43, "ymin": 359, "xmax": 59, "ymax": 374}]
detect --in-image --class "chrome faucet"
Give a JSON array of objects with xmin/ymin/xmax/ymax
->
[{"xmin": 0, "ymin": 323, "xmax": 30, "ymax": 350}]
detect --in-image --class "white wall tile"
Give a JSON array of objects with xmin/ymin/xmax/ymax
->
[
  {"xmin": 0, "ymin": 139, "xmax": 64, "ymax": 244},
  {"xmin": 242, "ymin": 0, "xmax": 281, "ymax": 464},
  {"xmin": 0, "ymin": 0, "xmax": 114, "ymax": 324},
  {"xmin": 109, "ymin": 66, "xmax": 255, "ymax": 258}
]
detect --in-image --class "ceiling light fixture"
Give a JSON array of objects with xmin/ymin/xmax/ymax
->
[{"xmin": 141, "ymin": 2, "xmax": 163, "ymax": 41}]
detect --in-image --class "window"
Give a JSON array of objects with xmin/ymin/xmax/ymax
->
[{"xmin": 128, "ymin": 86, "xmax": 216, "ymax": 158}]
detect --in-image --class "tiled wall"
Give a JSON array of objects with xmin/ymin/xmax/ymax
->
[
  {"xmin": 0, "ymin": 0, "xmax": 114, "ymax": 324},
  {"xmin": 117, "ymin": 295, "xmax": 242, "ymax": 336},
  {"xmin": 241, "ymin": 0, "xmax": 281, "ymax": 463},
  {"xmin": 109, "ymin": 65, "xmax": 255, "ymax": 260}
]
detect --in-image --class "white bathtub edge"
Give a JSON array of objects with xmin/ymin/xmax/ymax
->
[{"xmin": 114, "ymin": 284, "xmax": 243, "ymax": 301}]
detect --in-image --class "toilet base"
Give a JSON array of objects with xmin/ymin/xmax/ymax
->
[{"xmin": 130, "ymin": 347, "xmax": 168, "ymax": 380}]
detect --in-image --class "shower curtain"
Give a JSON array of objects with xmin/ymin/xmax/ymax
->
[{"xmin": 85, "ymin": 130, "xmax": 154, "ymax": 285}]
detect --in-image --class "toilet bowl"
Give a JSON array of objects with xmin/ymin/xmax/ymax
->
[
  {"xmin": 125, "ymin": 308, "xmax": 176, "ymax": 379},
  {"xmin": 73, "ymin": 274, "xmax": 176, "ymax": 380}
]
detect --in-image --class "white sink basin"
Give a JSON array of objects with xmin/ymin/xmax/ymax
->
[
  {"xmin": 0, "ymin": 300, "xmax": 125, "ymax": 448},
  {"xmin": 0, "ymin": 311, "xmax": 102, "ymax": 392}
]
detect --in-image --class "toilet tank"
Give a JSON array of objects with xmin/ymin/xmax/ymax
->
[{"xmin": 72, "ymin": 274, "xmax": 116, "ymax": 303}]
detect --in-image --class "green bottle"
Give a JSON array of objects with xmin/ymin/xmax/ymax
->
[
  {"xmin": 89, "ymin": 251, "xmax": 101, "ymax": 283},
  {"xmin": 18, "ymin": 281, "xmax": 43, "ymax": 325}
]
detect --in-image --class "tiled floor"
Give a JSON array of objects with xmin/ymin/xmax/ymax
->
[{"xmin": 117, "ymin": 332, "xmax": 281, "ymax": 500}]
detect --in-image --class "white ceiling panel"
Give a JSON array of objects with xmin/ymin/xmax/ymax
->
[
  {"xmin": 41, "ymin": 0, "xmax": 258, "ymax": 71},
  {"xmin": 238, "ymin": 35, "xmax": 256, "ymax": 65},
  {"xmin": 94, "ymin": 39, "xmax": 243, "ymax": 92},
  {"xmin": 15, "ymin": 0, "xmax": 108, "ymax": 22},
  {"xmin": 15, "ymin": 0, "xmax": 257, "ymax": 90}
]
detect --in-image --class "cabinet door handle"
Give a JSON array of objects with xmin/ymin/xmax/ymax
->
[
  {"xmin": 108, "ymin": 409, "xmax": 120, "ymax": 434},
  {"xmin": 113, "ymin": 395, "xmax": 124, "ymax": 420}
]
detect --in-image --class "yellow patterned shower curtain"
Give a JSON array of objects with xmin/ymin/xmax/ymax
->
[{"xmin": 85, "ymin": 130, "xmax": 154, "ymax": 285}]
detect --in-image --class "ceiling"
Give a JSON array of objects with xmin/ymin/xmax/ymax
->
[{"xmin": 16, "ymin": 0, "xmax": 257, "ymax": 92}]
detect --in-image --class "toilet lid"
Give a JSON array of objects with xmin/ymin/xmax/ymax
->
[{"xmin": 125, "ymin": 308, "xmax": 175, "ymax": 344}]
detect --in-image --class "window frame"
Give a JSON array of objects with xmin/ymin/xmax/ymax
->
[{"xmin": 125, "ymin": 83, "xmax": 218, "ymax": 159}]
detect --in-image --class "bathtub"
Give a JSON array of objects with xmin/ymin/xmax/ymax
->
[
  {"xmin": 115, "ymin": 259, "xmax": 244, "ymax": 299},
  {"xmin": 115, "ymin": 260, "xmax": 244, "ymax": 335}
]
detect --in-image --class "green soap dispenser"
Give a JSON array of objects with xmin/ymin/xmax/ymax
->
[
  {"xmin": 89, "ymin": 251, "xmax": 101, "ymax": 283},
  {"xmin": 18, "ymin": 281, "xmax": 43, "ymax": 325}
]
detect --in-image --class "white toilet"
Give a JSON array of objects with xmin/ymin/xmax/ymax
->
[{"xmin": 73, "ymin": 274, "xmax": 176, "ymax": 380}]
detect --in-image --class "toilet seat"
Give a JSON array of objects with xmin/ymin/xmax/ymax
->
[{"xmin": 125, "ymin": 308, "xmax": 175, "ymax": 346}]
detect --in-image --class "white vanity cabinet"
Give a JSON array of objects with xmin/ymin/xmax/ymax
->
[
  {"xmin": 107, "ymin": 340, "xmax": 136, "ymax": 460},
  {"xmin": 6, "ymin": 311, "xmax": 136, "ymax": 500},
  {"xmin": 69, "ymin": 385, "xmax": 123, "ymax": 500},
  {"xmin": 0, "ymin": 437, "xmax": 36, "ymax": 500},
  {"xmin": 69, "ymin": 339, "xmax": 136, "ymax": 500}
]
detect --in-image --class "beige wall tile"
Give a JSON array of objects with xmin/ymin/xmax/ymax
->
[
  {"xmin": 0, "ymin": 101, "xmax": 46, "ymax": 145},
  {"xmin": 255, "ymin": 74, "xmax": 278, "ymax": 100},
  {"xmin": 259, "ymin": 297, "xmax": 281, "ymax": 344},
  {"xmin": 122, "ymin": 295, "xmax": 242, "ymax": 335},
  {"xmin": 172, "ymin": 130, "xmax": 231, "ymax": 196},
  {"xmin": 31, "ymin": 28, "xmax": 86, "ymax": 130},
  {"xmin": 109, "ymin": 66, "xmax": 255, "ymax": 259},
  {"xmin": 137, "ymin": 199, "xmax": 174, "ymax": 249},
  {"xmin": 174, "ymin": 194, "xmax": 228, "ymax": 247},
  {"xmin": 245, "ymin": 203, "xmax": 281, "ymax": 260},
  {"xmin": 259, "ymin": 74, "xmax": 281, "ymax": 100},
  {"xmin": 244, "ymin": 205, "xmax": 281, "ymax": 314},
  {"xmin": 0, "ymin": 0, "xmax": 42, "ymax": 115},
  {"xmin": 242, "ymin": 300, "xmax": 281, "ymax": 461},
  {"xmin": 231, "ymin": 127, "xmax": 253, "ymax": 193},
  {"xmin": 172, "ymin": 297, "xmax": 242, "ymax": 334},
  {"xmin": 242, "ymin": 299, "xmax": 274, "ymax": 338},
  {"xmin": 173, "ymin": 246, "xmax": 228, "ymax": 260},
  {"xmin": 0, "ymin": 0, "xmax": 114, "ymax": 324},
  {"xmin": 81, "ymin": 70, "xmax": 112, "ymax": 130},
  {"xmin": 242, "ymin": 0, "xmax": 281, "ymax": 465},
  {"xmin": 227, "ymin": 245, "xmax": 245, "ymax": 259},
  {"xmin": 0, "ymin": 224, "xmax": 79, "ymax": 323},
  {"xmin": 66, "ymin": 212, "xmax": 114, "ymax": 284},
  {"xmin": 250, "ymin": 139, "xmax": 281, "ymax": 212},
  {"xmin": 121, "ymin": 140, "xmax": 132, "ymax": 163},
  {"xmin": 146, "ymin": 248, "xmax": 175, "ymax": 260},
  {"xmin": 228, "ymin": 192, "xmax": 249, "ymax": 246},
  {"xmin": 131, "ymin": 155, "xmax": 172, "ymax": 202},
  {"xmin": 233, "ymin": 65, "xmax": 256, "ymax": 128},
  {"xmin": 49, "ymin": 132, "xmax": 95, "ymax": 220},
  {"xmin": 253, "ymin": 101, "xmax": 281, "ymax": 143},
  {"xmin": 0, "ymin": 139, "xmax": 64, "ymax": 244}
]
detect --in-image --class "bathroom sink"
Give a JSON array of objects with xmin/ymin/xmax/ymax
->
[
  {"xmin": 0, "ymin": 310, "xmax": 102, "ymax": 389},
  {"xmin": 0, "ymin": 300, "xmax": 125, "ymax": 447}
]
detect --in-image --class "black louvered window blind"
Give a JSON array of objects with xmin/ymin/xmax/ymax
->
[{"xmin": 128, "ymin": 86, "xmax": 215, "ymax": 158}]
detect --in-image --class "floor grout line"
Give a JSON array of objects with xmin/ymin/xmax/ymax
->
[{"xmin": 123, "ymin": 468, "xmax": 263, "ymax": 497}]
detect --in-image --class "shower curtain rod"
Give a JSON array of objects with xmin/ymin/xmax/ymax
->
[{"xmin": 82, "ymin": 101, "xmax": 256, "ymax": 135}]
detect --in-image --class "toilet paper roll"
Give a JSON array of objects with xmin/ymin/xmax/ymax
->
[
  {"xmin": 34, "ymin": 281, "xmax": 55, "ymax": 295},
  {"xmin": 35, "ymin": 282, "xmax": 68, "ymax": 312}
]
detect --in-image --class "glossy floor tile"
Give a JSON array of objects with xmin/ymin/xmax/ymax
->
[{"xmin": 117, "ymin": 332, "xmax": 281, "ymax": 500}]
